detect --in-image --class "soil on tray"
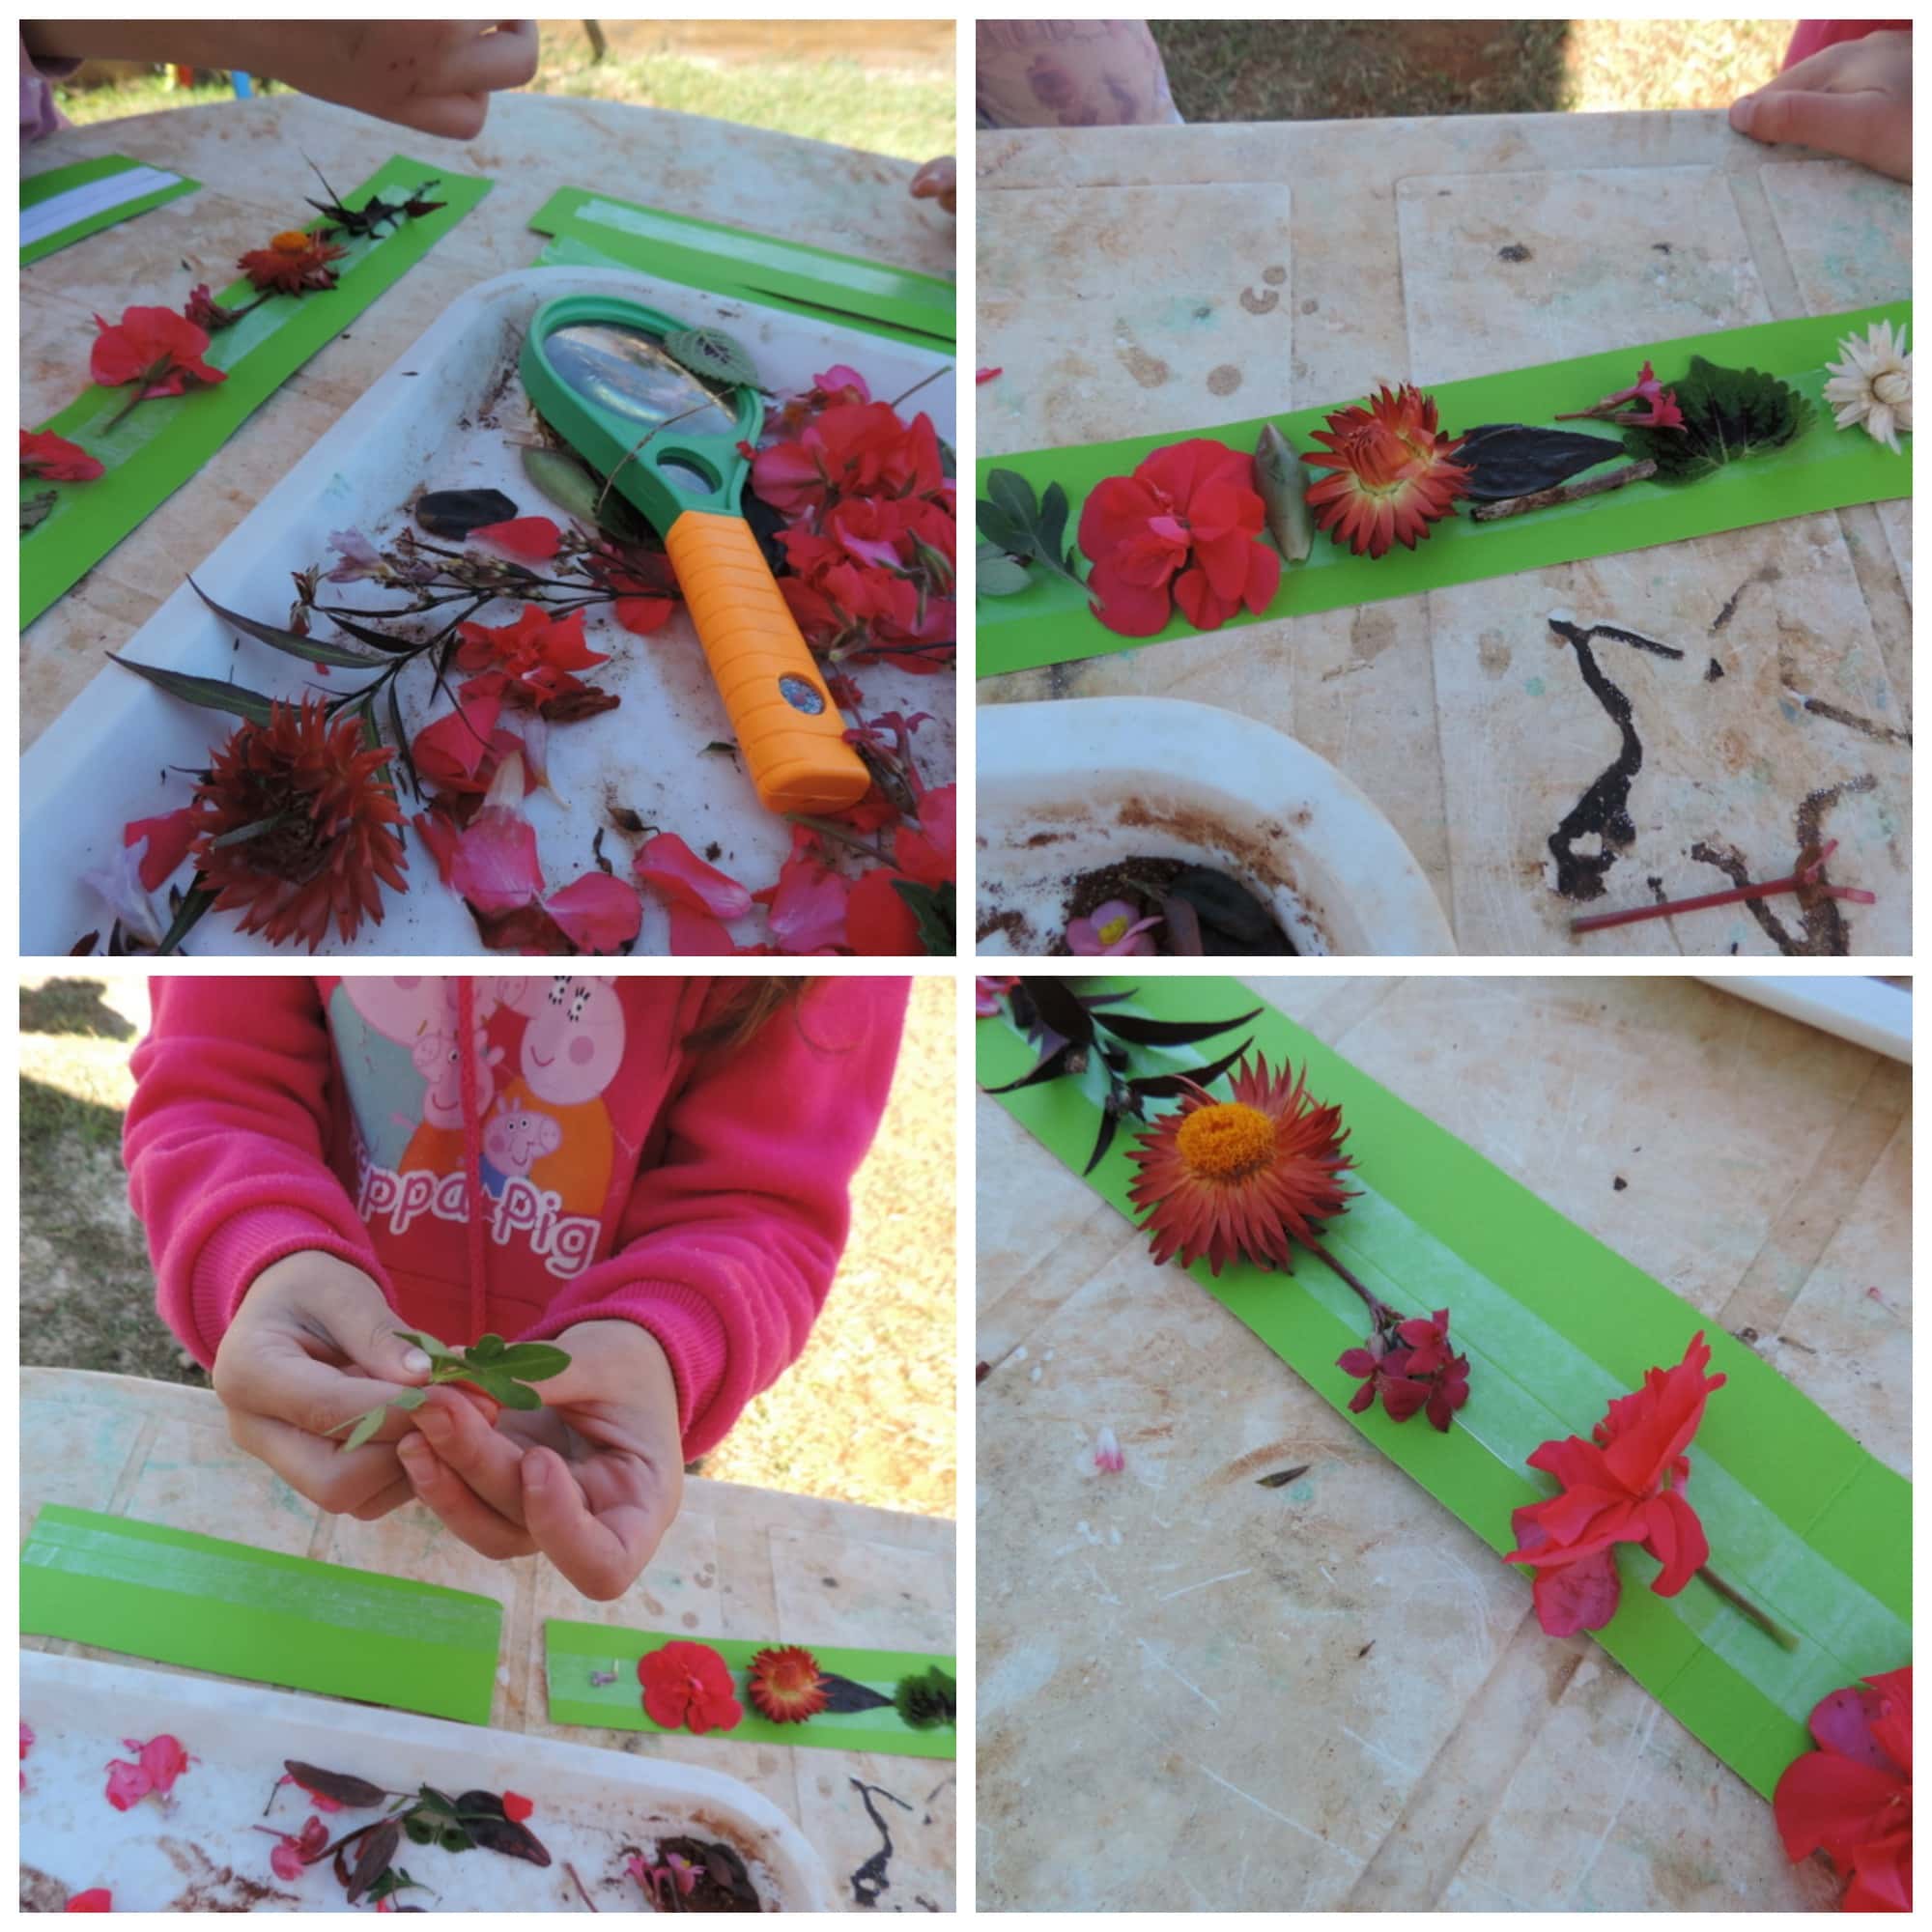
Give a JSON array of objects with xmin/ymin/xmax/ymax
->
[
  {"xmin": 657, "ymin": 1835, "xmax": 764, "ymax": 1912},
  {"xmin": 1050, "ymin": 856, "xmax": 1296, "ymax": 956}
]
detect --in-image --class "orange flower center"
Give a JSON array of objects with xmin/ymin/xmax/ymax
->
[
  {"xmin": 1176, "ymin": 1101, "xmax": 1276, "ymax": 1180},
  {"xmin": 271, "ymin": 230, "xmax": 314, "ymax": 254}
]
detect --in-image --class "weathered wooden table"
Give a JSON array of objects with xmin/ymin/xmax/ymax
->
[
  {"xmin": 21, "ymin": 92, "xmax": 954, "ymax": 744},
  {"xmin": 976, "ymin": 976, "xmax": 1910, "ymax": 1910},
  {"xmin": 22, "ymin": 1368, "xmax": 957, "ymax": 1911},
  {"xmin": 977, "ymin": 112, "xmax": 1912, "ymax": 956}
]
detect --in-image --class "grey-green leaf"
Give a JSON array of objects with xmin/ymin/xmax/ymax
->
[
  {"xmin": 337, "ymin": 1406, "xmax": 387, "ymax": 1453},
  {"xmin": 483, "ymin": 1342, "xmax": 570, "ymax": 1382},
  {"xmin": 110, "ymin": 655, "xmax": 277, "ymax": 726},
  {"xmin": 978, "ymin": 554, "xmax": 1034, "ymax": 597},
  {"xmin": 188, "ymin": 578, "xmax": 384, "ymax": 668},
  {"xmin": 1255, "ymin": 424, "xmax": 1315, "ymax": 564},
  {"xmin": 391, "ymin": 1387, "xmax": 429, "ymax": 1412}
]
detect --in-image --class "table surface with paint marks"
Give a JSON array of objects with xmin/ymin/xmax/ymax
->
[
  {"xmin": 977, "ymin": 111, "xmax": 1911, "ymax": 957},
  {"xmin": 21, "ymin": 1369, "xmax": 957, "ymax": 1911},
  {"xmin": 19, "ymin": 92, "xmax": 954, "ymax": 749},
  {"xmin": 976, "ymin": 976, "xmax": 1911, "ymax": 1911}
]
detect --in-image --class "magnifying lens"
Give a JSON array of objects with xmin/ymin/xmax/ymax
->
[{"xmin": 520, "ymin": 295, "xmax": 870, "ymax": 814}]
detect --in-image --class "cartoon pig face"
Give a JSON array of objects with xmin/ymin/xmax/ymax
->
[
  {"xmin": 485, "ymin": 1105, "xmax": 563, "ymax": 1177},
  {"xmin": 340, "ymin": 976, "xmax": 443, "ymax": 1043},
  {"xmin": 411, "ymin": 1029, "xmax": 468, "ymax": 1127},
  {"xmin": 521, "ymin": 977, "xmax": 626, "ymax": 1104}
]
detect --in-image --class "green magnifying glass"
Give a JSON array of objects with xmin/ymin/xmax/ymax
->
[{"xmin": 520, "ymin": 294, "xmax": 869, "ymax": 813}]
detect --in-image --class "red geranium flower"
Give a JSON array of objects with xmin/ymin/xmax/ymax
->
[
  {"xmin": 238, "ymin": 229, "xmax": 348, "ymax": 295},
  {"xmin": 1077, "ymin": 438, "xmax": 1282, "ymax": 638},
  {"xmin": 265, "ymin": 1814, "xmax": 329, "ymax": 1880},
  {"xmin": 455, "ymin": 604, "xmax": 612, "ymax": 716},
  {"xmin": 1303, "ymin": 384, "xmax": 1471, "ymax": 559},
  {"xmin": 1126, "ymin": 1054, "xmax": 1353, "ymax": 1275},
  {"xmin": 90, "ymin": 305, "xmax": 225, "ymax": 399},
  {"xmin": 191, "ymin": 698, "xmax": 408, "ymax": 951},
  {"xmin": 638, "ymin": 1641, "xmax": 742, "ymax": 1735},
  {"xmin": 746, "ymin": 1645, "xmax": 828, "ymax": 1723},
  {"xmin": 1775, "ymin": 1665, "xmax": 1912, "ymax": 1912},
  {"xmin": 1338, "ymin": 1308, "xmax": 1471, "ymax": 1433},
  {"xmin": 20, "ymin": 428, "xmax": 104, "ymax": 482},
  {"xmin": 1504, "ymin": 1332, "xmax": 1724, "ymax": 1634},
  {"xmin": 753, "ymin": 403, "xmax": 945, "ymax": 520}
]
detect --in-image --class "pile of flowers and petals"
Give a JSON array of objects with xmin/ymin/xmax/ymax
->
[
  {"xmin": 1126, "ymin": 1054, "xmax": 1353, "ymax": 1275},
  {"xmin": 1304, "ymin": 384, "xmax": 1471, "ymax": 558},
  {"xmin": 1775, "ymin": 1664, "xmax": 1912, "ymax": 1912},
  {"xmin": 1504, "ymin": 1331, "xmax": 1723, "ymax": 1636},
  {"xmin": 639, "ymin": 1641, "xmax": 742, "ymax": 1736},
  {"xmin": 1824, "ymin": 320, "xmax": 1911, "ymax": 455},
  {"xmin": 751, "ymin": 365, "xmax": 955, "ymax": 673},
  {"xmin": 1076, "ymin": 437, "xmax": 1282, "ymax": 637},
  {"xmin": 454, "ymin": 603, "xmax": 619, "ymax": 720},
  {"xmin": 1339, "ymin": 1306, "xmax": 1472, "ymax": 1433}
]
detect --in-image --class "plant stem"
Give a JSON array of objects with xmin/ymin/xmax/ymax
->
[
  {"xmin": 786, "ymin": 812, "xmax": 891, "ymax": 863},
  {"xmin": 1572, "ymin": 868, "xmax": 1874, "ymax": 934},
  {"xmin": 1697, "ymin": 1563, "xmax": 1800, "ymax": 1650},
  {"xmin": 1468, "ymin": 459, "xmax": 1657, "ymax": 523},
  {"xmin": 1299, "ymin": 1236, "xmax": 1397, "ymax": 1328}
]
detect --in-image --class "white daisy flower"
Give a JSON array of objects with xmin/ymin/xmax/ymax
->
[{"xmin": 1824, "ymin": 320, "xmax": 1912, "ymax": 453}]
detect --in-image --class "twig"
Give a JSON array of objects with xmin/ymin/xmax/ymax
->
[
  {"xmin": 1470, "ymin": 459, "xmax": 1657, "ymax": 522},
  {"xmin": 596, "ymin": 401, "xmax": 722, "ymax": 518},
  {"xmin": 1697, "ymin": 1562, "xmax": 1800, "ymax": 1650},
  {"xmin": 1298, "ymin": 1236, "xmax": 1397, "ymax": 1328},
  {"xmin": 1571, "ymin": 839, "xmax": 1874, "ymax": 934},
  {"xmin": 886, "ymin": 365, "xmax": 950, "ymax": 412},
  {"xmin": 563, "ymin": 1861, "xmax": 600, "ymax": 1911}
]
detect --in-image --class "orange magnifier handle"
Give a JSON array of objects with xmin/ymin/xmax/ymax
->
[{"xmin": 663, "ymin": 509, "xmax": 872, "ymax": 814}]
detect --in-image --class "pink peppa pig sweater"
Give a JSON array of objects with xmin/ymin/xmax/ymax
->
[{"xmin": 125, "ymin": 976, "xmax": 907, "ymax": 1457}]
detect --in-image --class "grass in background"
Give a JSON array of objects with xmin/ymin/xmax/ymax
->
[
  {"xmin": 1151, "ymin": 18, "xmax": 1793, "ymax": 122},
  {"xmin": 20, "ymin": 974, "xmax": 956, "ymax": 1519},
  {"xmin": 53, "ymin": 19, "xmax": 953, "ymax": 160}
]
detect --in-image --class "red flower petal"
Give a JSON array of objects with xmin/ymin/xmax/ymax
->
[
  {"xmin": 754, "ymin": 827, "xmax": 849, "ymax": 952},
  {"xmin": 612, "ymin": 594, "xmax": 676, "ymax": 636},
  {"xmin": 668, "ymin": 905, "xmax": 743, "ymax": 955},
  {"xmin": 544, "ymin": 871, "xmax": 641, "ymax": 954},
  {"xmin": 411, "ymin": 685, "xmax": 505, "ymax": 790},
  {"xmin": 471, "ymin": 517, "xmax": 561, "ymax": 560},
  {"xmin": 452, "ymin": 807, "xmax": 544, "ymax": 914},
  {"xmin": 123, "ymin": 807, "xmax": 197, "ymax": 892},
  {"xmin": 845, "ymin": 868, "xmax": 922, "ymax": 954},
  {"xmin": 633, "ymin": 834, "xmax": 753, "ymax": 921},
  {"xmin": 65, "ymin": 1889, "xmax": 113, "ymax": 1912},
  {"xmin": 501, "ymin": 1791, "xmax": 534, "ymax": 1824},
  {"xmin": 894, "ymin": 783, "xmax": 955, "ymax": 887},
  {"xmin": 21, "ymin": 427, "xmax": 105, "ymax": 482}
]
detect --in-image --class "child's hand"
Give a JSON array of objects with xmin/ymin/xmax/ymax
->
[
  {"xmin": 911, "ymin": 156, "xmax": 957, "ymax": 214},
  {"xmin": 394, "ymin": 1320, "xmax": 685, "ymax": 1601},
  {"xmin": 210, "ymin": 1251, "xmax": 440, "ymax": 1521},
  {"xmin": 1730, "ymin": 30, "xmax": 1912, "ymax": 183}
]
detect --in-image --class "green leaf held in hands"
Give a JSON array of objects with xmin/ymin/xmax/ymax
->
[{"xmin": 329, "ymin": 1331, "xmax": 570, "ymax": 1451}]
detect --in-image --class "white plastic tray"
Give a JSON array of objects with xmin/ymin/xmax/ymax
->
[
  {"xmin": 19, "ymin": 1649, "xmax": 835, "ymax": 1911},
  {"xmin": 21, "ymin": 267, "xmax": 956, "ymax": 954}
]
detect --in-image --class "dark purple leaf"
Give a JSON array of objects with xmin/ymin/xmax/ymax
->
[
  {"xmin": 818, "ymin": 1673, "xmax": 895, "ymax": 1715},
  {"xmin": 1455, "ymin": 422, "xmax": 1626, "ymax": 502},
  {"xmin": 1094, "ymin": 1007, "xmax": 1262, "ymax": 1048},
  {"xmin": 1127, "ymin": 1035, "xmax": 1255, "ymax": 1100},
  {"xmin": 415, "ymin": 488, "xmax": 519, "ymax": 539},
  {"xmin": 188, "ymin": 579, "xmax": 384, "ymax": 669},
  {"xmin": 284, "ymin": 1760, "xmax": 390, "ymax": 1809},
  {"xmin": 345, "ymin": 1816, "xmax": 402, "ymax": 1904},
  {"xmin": 456, "ymin": 1792, "xmax": 552, "ymax": 1867},
  {"xmin": 982, "ymin": 1039, "xmax": 1079, "ymax": 1095},
  {"xmin": 1022, "ymin": 976, "xmax": 1096, "ymax": 1046}
]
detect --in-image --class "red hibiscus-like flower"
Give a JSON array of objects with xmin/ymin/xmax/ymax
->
[
  {"xmin": 1304, "ymin": 384, "xmax": 1471, "ymax": 559},
  {"xmin": 21, "ymin": 428, "xmax": 104, "ymax": 481},
  {"xmin": 746, "ymin": 1645, "xmax": 828, "ymax": 1723},
  {"xmin": 1077, "ymin": 438, "xmax": 1282, "ymax": 638},
  {"xmin": 1126, "ymin": 1054, "xmax": 1353, "ymax": 1275},
  {"xmin": 267, "ymin": 1814, "xmax": 329, "ymax": 1881},
  {"xmin": 638, "ymin": 1641, "xmax": 742, "ymax": 1735},
  {"xmin": 1775, "ymin": 1665, "xmax": 1912, "ymax": 1912},
  {"xmin": 455, "ymin": 604, "xmax": 614, "ymax": 717},
  {"xmin": 238, "ymin": 228, "xmax": 348, "ymax": 295},
  {"xmin": 1338, "ymin": 1308, "xmax": 1472, "ymax": 1434},
  {"xmin": 191, "ymin": 698, "xmax": 408, "ymax": 951},
  {"xmin": 91, "ymin": 305, "xmax": 226, "ymax": 399},
  {"xmin": 1504, "ymin": 1331, "xmax": 1724, "ymax": 1635}
]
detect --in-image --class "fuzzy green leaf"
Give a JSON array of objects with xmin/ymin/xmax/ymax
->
[{"xmin": 1625, "ymin": 355, "xmax": 1814, "ymax": 485}]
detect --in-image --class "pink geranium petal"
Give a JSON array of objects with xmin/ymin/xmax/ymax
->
[{"xmin": 544, "ymin": 871, "xmax": 642, "ymax": 954}]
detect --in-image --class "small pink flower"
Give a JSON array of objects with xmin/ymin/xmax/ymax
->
[
  {"xmin": 1094, "ymin": 1426, "xmax": 1125, "ymax": 1474},
  {"xmin": 1067, "ymin": 898, "xmax": 1161, "ymax": 956},
  {"xmin": 103, "ymin": 1733, "xmax": 190, "ymax": 1811},
  {"xmin": 976, "ymin": 975, "xmax": 1018, "ymax": 1017},
  {"xmin": 1559, "ymin": 359, "xmax": 1685, "ymax": 431}
]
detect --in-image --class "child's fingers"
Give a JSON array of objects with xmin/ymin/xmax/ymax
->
[
  {"xmin": 521, "ymin": 1449, "xmax": 667, "ymax": 1602},
  {"xmin": 1731, "ymin": 87, "xmax": 1880, "ymax": 156},
  {"xmin": 410, "ymin": 1387, "xmax": 526, "ymax": 1519},
  {"xmin": 225, "ymin": 1340, "xmax": 418, "ymax": 1444},
  {"xmin": 347, "ymin": 1475, "xmax": 416, "ymax": 1523},
  {"xmin": 396, "ymin": 1436, "xmax": 535, "ymax": 1560},
  {"xmin": 439, "ymin": 21, "xmax": 540, "ymax": 97},
  {"xmin": 393, "ymin": 91, "xmax": 492, "ymax": 141},
  {"xmin": 228, "ymin": 1409, "xmax": 403, "ymax": 1517}
]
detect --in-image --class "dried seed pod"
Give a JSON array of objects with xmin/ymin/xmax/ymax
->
[{"xmin": 1254, "ymin": 424, "xmax": 1315, "ymax": 563}]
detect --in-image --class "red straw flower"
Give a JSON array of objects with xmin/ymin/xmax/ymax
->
[
  {"xmin": 1775, "ymin": 1665, "xmax": 1912, "ymax": 1912},
  {"xmin": 746, "ymin": 1645, "xmax": 828, "ymax": 1723},
  {"xmin": 238, "ymin": 228, "xmax": 347, "ymax": 296},
  {"xmin": 191, "ymin": 697, "xmax": 408, "ymax": 951},
  {"xmin": 1303, "ymin": 384, "xmax": 1470, "ymax": 558},
  {"xmin": 1077, "ymin": 438, "xmax": 1282, "ymax": 637}
]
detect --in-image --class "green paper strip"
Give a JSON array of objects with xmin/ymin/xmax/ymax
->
[
  {"xmin": 546, "ymin": 1620, "xmax": 956, "ymax": 1760},
  {"xmin": 22, "ymin": 154, "xmax": 200, "ymax": 265},
  {"xmin": 977, "ymin": 303, "xmax": 1910, "ymax": 676},
  {"xmin": 529, "ymin": 186, "xmax": 954, "ymax": 348},
  {"xmin": 21, "ymin": 155, "xmax": 492, "ymax": 629},
  {"xmin": 980, "ymin": 981, "xmax": 1910, "ymax": 1800},
  {"xmin": 21, "ymin": 1506, "xmax": 502, "ymax": 1724}
]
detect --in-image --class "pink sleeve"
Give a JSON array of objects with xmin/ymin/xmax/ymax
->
[
  {"xmin": 521, "ymin": 978, "xmax": 910, "ymax": 1458},
  {"xmin": 125, "ymin": 978, "xmax": 390, "ymax": 1366}
]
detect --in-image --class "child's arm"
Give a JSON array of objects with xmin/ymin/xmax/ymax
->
[
  {"xmin": 126, "ymin": 978, "xmax": 393, "ymax": 1362},
  {"xmin": 522, "ymin": 977, "xmax": 911, "ymax": 1459}
]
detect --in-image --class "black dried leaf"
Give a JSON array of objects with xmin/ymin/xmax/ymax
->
[
  {"xmin": 284, "ymin": 1760, "xmax": 390, "ymax": 1809},
  {"xmin": 1167, "ymin": 867, "xmax": 1282, "ymax": 947},
  {"xmin": 311, "ymin": 607, "xmax": 425, "ymax": 655},
  {"xmin": 455, "ymin": 1793, "xmax": 552, "ymax": 1867},
  {"xmin": 1083, "ymin": 1100, "xmax": 1121, "ymax": 1177},
  {"xmin": 414, "ymin": 488, "xmax": 520, "ymax": 539},
  {"xmin": 188, "ymin": 579, "xmax": 382, "ymax": 669},
  {"xmin": 981, "ymin": 1039, "xmax": 1079, "ymax": 1095},
  {"xmin": 1127, "ymin": 1035, "xmax": 1256, "ymax": 1103},
  {"xmin": 1094, "ymin": 1006, "xmax": 1263, "ymax": 1048},
  {"xmin": 1454, "ymin": 423, "xmax": 1626, "ymax": 502},
  {"xmin": 1022, "ymin": 976, "xmax": 1096, "ymax": 1046},
  {"xmin": 110, "ymin": 655, "xmax": 276, "ymax": 727},
  {"xmin": 610, "ymin": 806, "xmax": 648, "ymax": 835},
  {"xmin": 817, "ymin": 1672, "xmax": 895, "ymax": 1716},
  {"xmin": 1255, "ymin": 1464, "xmax": 1311, "ymax": 1490},
  {"xmin": 345, "ymin": 1816, "xmax": 402, "ymax": 1904}
]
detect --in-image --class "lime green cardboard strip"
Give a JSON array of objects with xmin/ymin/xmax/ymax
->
[
  {"xmin": 21, "ymin": 1507, "xmax": 502, "ymax": 1724},
  {"xmin": 980, "ymin": 980, "xmax": 1911, "ymax": 1799},
  {"xmin": 546, "ymin": 1620, "xmax": 956, "ymax": 1760},
  {"xmin": 977, "ymin": 302, "xmax": 1910, "ymax": 676},
  {"xmin": 22, "ymin": 155, "xmax": 492, "ymax": 629},
  {"xmin": 528, "ymin": 186, "xmax": 955, "ymax": 347},
  {"xmin": 22, "ymin": 154, "xmax": 199, "ymax": 266}
]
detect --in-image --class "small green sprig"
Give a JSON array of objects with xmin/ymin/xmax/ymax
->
[
  {"xmin": 976, "ymin": 469, "xmax": 1086, "ymax": 596},
  {"xmin": 329, "ymin": 1330, "xmax": 570, "ymax": 1453},
  {"xmin": 893, "ymin": 1665, "xmax": 956, "ymax": 1731}
]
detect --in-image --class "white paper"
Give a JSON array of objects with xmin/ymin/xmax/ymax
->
[{"xmin": 21, "ymin": 163, "xmax": 185, "ymax": 247}]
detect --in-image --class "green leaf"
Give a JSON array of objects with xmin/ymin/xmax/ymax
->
[
  {"xmin": 481, "ymin": 1342, "xmax": 570, "ymax": 1382},
  {"xmin": 481, "ymin": 1376, "xmax": 544, "ymax": 1411},
  {"xmin": 978, "ymin": 552, "xmax": 1034, "ymax": 597},
  {"xmin": 664, "ymin": 325, "xmax": 760, "ymax": 391},
  {"xmin": 396, "ymin": 1328, "xmax": 453, "ymax": 1360},
  {"xmin": 985, "ymin": 469, "xmax": 1038, "ymax": 528},
  {"xmin": 892, "ymin": 878, "xmax": 956, "ymax": 956},
  {"xmin": 1626, "ymin": 355, "xmax": 1813, "ymax": 485},
  {"xmin": 974, "ymin": 500, "xmax": 1021, "ymax": 552},
  {"xmin": 522, "ymin": 444, "xmax": 647, "ymax": 541},
  {"xmin": 391, "ymin": 1387, "xmax": 429, "ymax": 1412},
  {"xmin": 20, "ymin": 488, "xmax": 57, "ymax": 535},
  {"xmin": 110, "ymin": 655, "xmax": 277, "ymax": 726},
  {"xmin": 976, "ymin": 470, "xmax": 1088, "ymax": 592},
  {"xmin": 188, "ymin": 578, "xmax": 385, "ymax": 668},
  {"xmin": 467, "ymin": 1333, "xmax": 508, "ymax": 1363},
  {"xmin": 336, "ymin": 1406, "xmax": 387, "ymax": 1453},
  {"xmin": 1037, "ymin": 481, "xmax": 1070, "ymax": 559}
]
